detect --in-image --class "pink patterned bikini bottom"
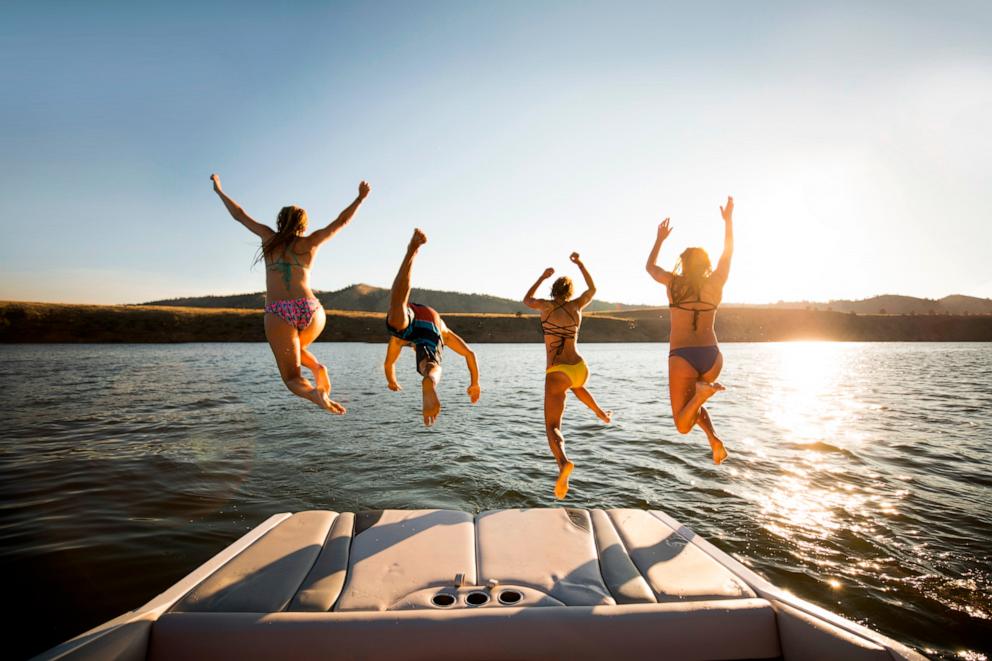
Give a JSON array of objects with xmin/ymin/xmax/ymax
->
[{"xmin": 264, "ymin": 297, "xmax": 322, "ymax": 331}]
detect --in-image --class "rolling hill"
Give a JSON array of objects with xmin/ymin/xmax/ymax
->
[
  {"xmin": 762, "ymin": 294, "xmax": 992, "ymax": 315},
  {"xmin": 143, "ymin": 286, "xmax": 992, "ymax": 316},
  {"xmin": 143, "ymin": 283, "xmax": 649, "ymax": 314}
]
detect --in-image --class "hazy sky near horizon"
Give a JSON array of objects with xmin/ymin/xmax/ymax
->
[{"xmin": 2, "ymin": 1, "xmax": 991, "ymax": 305}]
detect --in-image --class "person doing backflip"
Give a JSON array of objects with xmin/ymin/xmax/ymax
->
[{"xmin": 384, "ymin": 229, "xmax": 481, "ymax": 426}]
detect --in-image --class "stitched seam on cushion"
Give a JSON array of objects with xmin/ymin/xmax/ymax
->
[
  {"xmin": 330, "ymin": 513, "xmax": 356, "ymax": 612},
  {"xmin": 284, "ymin": 511, "xmax": 339, "ymax": 612}
]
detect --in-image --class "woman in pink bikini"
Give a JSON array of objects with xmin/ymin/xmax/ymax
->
[
  {"xmin": 211, "ymin": 174, "xmax": 370, "ymax": 413},
  {"xmin": 645, "ymin": 196, "xmax": 734, "ymax": 464}
]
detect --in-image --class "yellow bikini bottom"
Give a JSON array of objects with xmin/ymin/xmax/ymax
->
[{"xmin": 546, "ymin": 360, "xmax": 589, "ymax": 388}]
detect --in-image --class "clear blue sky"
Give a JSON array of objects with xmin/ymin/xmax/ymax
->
[{"xmin": 2, "ymin": 1, "xmax": 990, "ymax": 305}]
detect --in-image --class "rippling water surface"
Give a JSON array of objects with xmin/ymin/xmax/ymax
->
[{"xmin": 1, "ymin": 342, "xmax": 990, "ymax": 659}]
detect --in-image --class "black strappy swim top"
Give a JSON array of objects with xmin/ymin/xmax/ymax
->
[
  {"xmin": 669, "ymin": 290, "xmax": 718, "ymax": 331},
  {"xmin": 541, "ymin": 303, "xmax": 579, "ymax": 357}
]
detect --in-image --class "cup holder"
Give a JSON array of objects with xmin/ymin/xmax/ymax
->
[
  {"xmin": 431, "ymin": 593, "xmax": 456, "ymax": 608},
  {"xmin": 497, "ymin": 589, "xmax": 523, "ymax": 605},
  {"xmin": 465, "ymin": 591, "xmax": 490, "ymax": 606}
]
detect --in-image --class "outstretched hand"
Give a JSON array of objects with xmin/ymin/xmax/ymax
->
[
  {"xmin": 210, "ymin": 174, "xmax": 222, "ymax": 194},
  {"xmin": 358, "ymin": 180, "xmax": 371, "ymax": 199},
  {"xmin": 387, "ymin": 380, "xmax": 402, "ymax": 392},
  {"xmin": 569, "ymin": 252, "xmax": 581, "ymax": 264},
  {"xmin": 657, "ymin": 218, "xmax": 672, "ymax": 241},
  {"xmin": 467, "ymin": 383, "xmax": 481, "ymax": 403},
  {"xmin": 541, "ymin": 267, "xmax": 555, "ymax": 279},
  {"xmin": 720, "ymin": 196, "xmax": 734, "ymax": 223}
]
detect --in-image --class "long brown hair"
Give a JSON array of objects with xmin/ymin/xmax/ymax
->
[
  {"xmin": 254, "ymin": 205, "xmax": 308, "ymax": 265},
  {"xmin": 671, "ymin": 247, "xmax": 712, "ymax": 303},
  {"xmin": 551, "ymin": 276, "xmax": 573, "ymax": 302}
]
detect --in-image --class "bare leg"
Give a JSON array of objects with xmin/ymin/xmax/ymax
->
[
  {"xmin": 673, "ymin": 381, "xmax": 725, "ymax": 432},
  {"xmin": 545, "ymin": 372, "xmax": 573, "ymax": 499},
  {"xmin": 300, "ymin": 349, "xmax": 331, "ymax": 394},
  {"xmin": 265, "ymin": 314, "xmax": 344, "ymax": 414},
  {"xmin": 298, "ymin": 307, "xmax": 331, "ymax": 393},
  {"xmin": 669, "ymin": 355, "xmax": 727, "ymax": 461},
  {"xmin": 388, "ymin": 229, "xmax": 427, "ymax": 330},
  {"xmin": 696, "ymin": 407, "xmax": 728, "ymax": 465},
  {"xmin": 421, "ymin": 361, "xmax": 442, "ymax": 426},
  {"xmin": 571, "ymin": 387, "xmax": 612, "ymax": 423},
  {"xmin": 669, "ymin": 354, "xmax": 725, "ymax": 433}
]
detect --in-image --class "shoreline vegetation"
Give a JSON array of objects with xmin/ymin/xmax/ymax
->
[{"xmin": 2, "ymin": 301, "xmax": 991, "ymax": 343}]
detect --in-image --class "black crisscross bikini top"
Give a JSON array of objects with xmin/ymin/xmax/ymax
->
[
  {"xmin": 541, "ymin": 303, "xmax": 579, "ymax": 357},
  {"xmin": 669, "ymin": 286, "xmax": 718, "ymax": 331}
]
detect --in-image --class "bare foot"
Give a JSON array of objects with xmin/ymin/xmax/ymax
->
[
  {"xmin": 308, "ymin": 389, "xmax": 346, "ymax": 415},
  {"xmin": 709, "ymin": 438, "xmax": 728, "ymax": 465},
  {"xmin": 314, "ymin": 363, "xmax": 331, "ymax": 394},
  {"xmin": 695, "ymin": 381, "xmax": 726, "ymax": 399},
  {"xmin": 597, "ymin": 409, "xmax": 613, "ymax": 424},
  {"xmin": 409, "ymin": 228, "xmax": 428, "ymax": 251},
  {"xmin": 554, "ymin": 461, "xmax": 574, "ymax": 500},
  {"xmin": 422, "ymin": 378, "xmax": 441, "ymax": 426}
]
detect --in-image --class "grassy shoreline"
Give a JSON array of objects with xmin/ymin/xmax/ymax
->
[{"xmin": 2, "ymin": 301, "xmax": 991, "ymax": 343}]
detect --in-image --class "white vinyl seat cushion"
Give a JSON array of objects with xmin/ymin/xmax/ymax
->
[
  {"xmin": 608, "ymin": 509, "xmax": 755, "ymax": 602},
  {"xmin": 477, "ymin": 508, "xmax": 615, "ymax": 606},
  {"xmin": 288, "ymin": 512, "xmax": 355, "ymax": 611},
  {"xmin": 334, "ymin": 509, "xmax": 476, "ymax": 611},
  {"xmin": 172, "ymin": 511, "xmax": 337, "ymax": 613},
  {"xmin": 150, "ymin": 599, "xmax": 780, "ymax": 661}
]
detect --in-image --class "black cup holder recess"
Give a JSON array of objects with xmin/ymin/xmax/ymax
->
[
  {"xmin": 431, "ymin": 588, "xmax": 523, "ymax": 607},
  {"xmin": 431, "ymin": 593, "xmax": 456, "ymax": 608},
  {"xmin": 497, "ymin": 589, "xmax": 523, "ymax": 605}
]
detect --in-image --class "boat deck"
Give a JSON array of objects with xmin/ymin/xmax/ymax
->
[{"xmin": 40, "ymin": 508, "xmax": 924, "ymax": 660}]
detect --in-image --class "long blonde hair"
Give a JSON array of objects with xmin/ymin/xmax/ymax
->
[
  {"xmin": 671, "ymin": 247, "xmax": 711, "ymax": 304},
  {"xmin": 254, "ymin": 205, "xmax": 308, "ymax": 265}
]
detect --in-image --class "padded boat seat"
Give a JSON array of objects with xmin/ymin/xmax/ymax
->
[
  {"xmin": 590, "ymin": 509, "xmax": 656, "ymax": 604},
  {"xmin": 289, "ymin": 512, "xmax": 355, "ymax": 611},
  {"xmin": 609, "ymin": 509, "xmax": 755, "ymax": 602},
  {"xmin": 334, "ymin": 509, "xmax": 476, "ymax": 611},
  {"xmin": 150, "ymin": 599, "xmax": 781, "ymax": 661},
  {"xmin": 172, "ymin": 511, "xmax": 337, "ymax": 613},
  {"xmin": 477, "ymin": 508, "xmax": 614, "ymax": 606},
  {"xmin": 44, "ymin": 508, "xmax": 924, "ymax": 661}
]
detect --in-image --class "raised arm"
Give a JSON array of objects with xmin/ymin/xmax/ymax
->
[
  {"xmin": 442, "ymin": 328, "xmax": 481, "ymax": 403},
  {"xmin": 712, "ymin": 196, "xmax": 734, "ymax": 282},
  {"xmin": 523, "ymin": 268, "xmax": 555, "ymax": 310},
  {"xmin": 570, "ymin": 253, "xmax": 597, "ymax": 309},
  {"xmin": 308, "ymin": 181, "xmax": 371, "ymax": 247},
  {"xmin": 645, "ymin": 217, "xmax": 674, "ymax": 286},
  {"xmin": 384, "ymin": 336, "xmax": 404, "ymax": 391},
  {"xmin": 210, "ymin": 174, "xmax": 273, "ymax": 239}
]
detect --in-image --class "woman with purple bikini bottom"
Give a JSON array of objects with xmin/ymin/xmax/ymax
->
[
  {"xmin": 211, "ymin": 173, "xmax": 370, "ymax": 413},
  {"xmin": 645, "ymin": 196, "xmax": 735, "ymax": 464}
]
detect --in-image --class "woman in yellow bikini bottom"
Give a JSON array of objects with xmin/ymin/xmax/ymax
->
[
  {"xmin": 524, "ymin": 253, "xmax": 612, "ymax": 501},
  {"xmin": 545, "ymin": 360, "xmax": 589, "ymax": 388}
]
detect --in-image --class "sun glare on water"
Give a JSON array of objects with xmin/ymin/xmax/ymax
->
[{"xmin": 750, "ymin": 343, "xmax": 881, "ymax": 543}]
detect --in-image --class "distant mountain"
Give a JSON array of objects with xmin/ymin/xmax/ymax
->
[
  {"xmin": 761, "ymin": 294, "xmax": 992, "ymax": 315},
  {"xmin": 143, "ymin": 283, "xmax": 649, "ymax": 314},
  {"xmin": 143, "ymin": 287, "xmax": 992, "ymax": 315},
  {"xmin": 938, "ymin": 295, "xmax": 992, "ymax": 315}
]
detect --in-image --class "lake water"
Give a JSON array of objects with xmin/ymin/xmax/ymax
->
[{"xmin": 1, "ymin": 342, "xmax": 990, "ymax": 659}]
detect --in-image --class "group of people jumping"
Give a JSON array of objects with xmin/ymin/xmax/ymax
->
[{"xmin": 211, "ymin": 174, "xmax": 735, "ymax": 499}]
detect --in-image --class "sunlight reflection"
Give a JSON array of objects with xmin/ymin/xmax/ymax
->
[
  {"xmin": 767, "ymin": 342, "xmax": 849, "ymax": 445},
  {"xmin": 756, "ymin": 475, "xmax": 868, "ymax": 538}
]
